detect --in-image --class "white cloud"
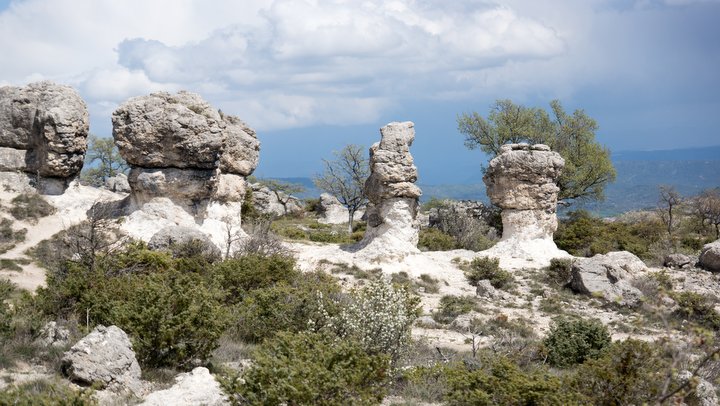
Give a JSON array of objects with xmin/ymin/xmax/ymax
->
[{"xmin": 0, "ymin": 0, "xmax": 569, "ymax": 130}]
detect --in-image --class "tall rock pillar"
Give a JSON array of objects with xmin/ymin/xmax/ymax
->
[{"xmin": 355, "ymin": 121, "xmax": 421, "ymax": 259}]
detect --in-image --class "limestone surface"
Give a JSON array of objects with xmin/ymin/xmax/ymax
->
[
  {"xmin": 0, "ymin": 81, "xmax": 89, "ymax": 192},
  {"xmin": 61, "ymin": 325, "xmax": 142, "ymax": 393},
  {"xmin": 355, "ymin": 122, "xmax": 421, "ymax": 259},
  {"xmin": 139, "ymin": 367, "xmax": 228, "ymax": 406}
]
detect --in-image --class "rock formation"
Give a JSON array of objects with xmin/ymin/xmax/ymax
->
[
  {"xmin": 355, "ymin": 121, "xmax": 421, "ymax": 259},
  {"xmin": 569, "ymin": 251, "xmax": 646, "ymax": 307},
  {"xmin": 0, "ymin": 81, "xmax": 89, "ymax": 194},
  {"xmin": 249, "ymin": 182, "xmax": 304, "ymax": 217},
  {"xmin": 61, "ymin": 325, "xmax": 142, "ymax": 394},
  {"xmin": 480, "ymin": 143, "xmax": 569, "ymax": 265},
  {"xmin": 699, "ymin": 240, "xmax": 720, "ymax": 272},
  {"xmin": 317, "ymin": 192, "xmax": 364, "ymax": 224},
  {"xmin": 110, "ymin": 91, "xmax": 259, "ymax": 251}
]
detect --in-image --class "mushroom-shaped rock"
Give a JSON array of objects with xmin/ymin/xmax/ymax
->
[
  {"xmin": 479, "ymin": 143, "xmax": 570, "ymax": 266},
  {"xmin": 0, "ymin": 81, "xmax": 89, "ymax": 193}
]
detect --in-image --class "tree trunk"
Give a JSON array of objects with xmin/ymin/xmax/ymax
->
[{"xmin": 348, "ymin": 209, "xmax": 355, "ymax": 234}]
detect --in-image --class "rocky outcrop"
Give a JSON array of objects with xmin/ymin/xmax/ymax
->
[
  {"xmin": 0, "ymin": 81, "xmax": 89, "ymax": 194},
  {"xmin": 663, "ymin": 253, "xmax": 696, "ymax": 269},
  {"xmin": 105, "ymin": 173, "xmax": 131, "ymax": 193},
  {"xmin": 317, "ymin": 192, "xmax": 364, "ymax": 224},
  {"xmin": 61, "ymin": 325, "xmax": 142, "ymax": 394},
  {"xmin": 480, "ymin": 143, "xmax": 569, "ymax": 265},
  {"xmin": 569, "ymin": 251, "xmax": 647, "ymax": 307},
  {"xmin": 699, "ymin": 240, "xmax": 720, "ymax": 272},
  {"xmin": 354, "ymin": 122, "xmax": 421, "ymax": 259},
  {"xmin": 140, "ymin": 367, "xmax": 228, "ymax": 406},
  {"xmin": 148, "ymin": 225, "xmax": 221, "ymax": 258},
  {"xmin": 249, "ymin": 182, "xmax": 304, "ymax": 217},
  {"xmin": 110, "ymin": 91, "xmax": 259, "ymax": 252}
]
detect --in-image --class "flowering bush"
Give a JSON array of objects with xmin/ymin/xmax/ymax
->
[{"xmin": 316, "ymin": 278, "xmax": 419, "ymax": 363}]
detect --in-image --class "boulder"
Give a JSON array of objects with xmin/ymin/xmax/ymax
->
[
  {"xmin": 112, "ymin": 91, "xmax": 258, "ymax": 174},
  {"xmin": 249, "ymin": 182, "xmax": 304, "ymax": 217},
  {"xmin": 148, "ymin": 225, "xmax": 221, "ymax": 258},
  {"xmin": 105, "ymin": 173, "xmax": 131, "ymax": 193},
  {"xmin": 569, "ymin": 251, "xmax": 647, "ymax": 307},
  {"xmin": 317, "ymin": 192, "xmax": 363, "ymax": 224},
  {"xmin": 355, "ymin": 122, "xmax": 421, "ymax": 259},
  {"xmin": 663, "ymin": 253, "xmax": 696, "ymax": 269},
  {"xmin": 61, "ymin": 325, "xmax": 142, "ymax": 393},
  {"xmin": 699, "ymin": 240, "xmax": 720, "ymax": 272},
  {"xmin": 139, "ymin": 367, "xmax": 228, "ymax": 406},
  {"xmin": 0, "ymin": 81, "xmax": 89, "ymax": 192},
  {"xmin": 479, "ymin": 143, "xmax": 569, "ymax": 266}
]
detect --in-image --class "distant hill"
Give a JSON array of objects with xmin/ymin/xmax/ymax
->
[{"xmin": 271, "ymin": 145, "xmax": 720, "ymax": 216}]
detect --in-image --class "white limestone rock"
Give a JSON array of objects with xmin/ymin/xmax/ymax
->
[{"xmin": 140, "ymin": 367, "xmax": 228, "ymax": 406}]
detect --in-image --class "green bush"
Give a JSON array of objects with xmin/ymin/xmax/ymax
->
[
  {"xmin": 569, "ymin": 339, "xmax": 670, "ymax": 405},
  {"xmin": 0, "ymin": 280, "xmax": 14, "ymax": 338},
  {"xmin": 671, "ymin": 291, "xmax": 720, "ymax": 329},
  {"xmin": 0, "ymin": 380, "xmax": 96, "ymax": 405},
  {"xmin": 232, "ymin": 271, "xmax": 341, "ymax": 342},
  {"xmin": 463, "ymin": 257, "xmax": 513, "ymax": 289},
  {"xmin": 543, "ymin": 317, "xmax": 611, "ymax": 367},
  {"xmin": 0, "ymin": 218, "xmax": 26, "ymax": 254},
  {"xmin": 545, "ymin": 258, "xmax": 573, "ymax": 288},
  {"xmin": 212, "ymin": 254, "xmax": 299, "ymax": 305},
  {"xmin": 219, "ymin": 332, "xmax": 389, "ymax": 406},
  {"xmin": 444, "ymin": 356, "xmax": 582, "ymax": 405},
  {"xmin": 433, "ymin": 295, "xmax": 478, "ymax": 324},
  {"xmin": 37, "ymin": 245, "xmax": 230, "ymax": 369},
  {"xmin": 418, "ymin": 228, "xmax": 457, "ymax": 251},
  {"xmin": 10, "ymin": 193, "xmax": 56, "ymax": 222}
]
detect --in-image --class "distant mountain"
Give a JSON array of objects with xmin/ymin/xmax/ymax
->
[{"xmin": 271, "ymin": 145, "xmax": 720, "ymax": 216}]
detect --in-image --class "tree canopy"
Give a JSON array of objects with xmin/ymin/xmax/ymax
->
[
  {"xmin": 81, "ymin": 135, "xmax": 128, "ymax": 186},
  {"xmin": 458, "ymin": 99, "xmax": 616, "ymax": 204}
]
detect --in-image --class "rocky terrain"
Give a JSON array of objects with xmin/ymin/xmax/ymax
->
[{"xmin": 1, "ymin": 81, "xmax": 720, "ymax": 405}]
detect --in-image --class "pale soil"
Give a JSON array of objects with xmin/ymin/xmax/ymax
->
[{"xmin": 0, "ymin": 183, "xmax": 122, "ymax": 292}]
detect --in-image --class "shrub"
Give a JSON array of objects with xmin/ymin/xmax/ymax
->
[
  {"xmin": 0, "ymin": 280, "xmax": 13, "ymax": 338},
  {"xmin": 418, "ymin": 228, "xmax": 457, "ymax": 251},
  {"xmin": 428, "ymin": 201, "xmax": 498, "ymax": 251},
  {"xmin": 433, "ymin": 295, "xmax": 478, "ymax": 324},
  {"xmin": 219, "ymin": 332, "xmax": 389, "ymax": 406},
  {"xmin": 318, "ymin": 278, "xmax": 419, "ymax": 363},
  {"xmin": 545, "ymin": 258, "xmax": 573, "ymax": 288},
  {"xmin": 543, "ymin": 317, "xmax": 611, "ymax": 367},
  {"xmin": 417, "ymin": 274, "xmax": 441, "ymax": 294},
  {"xmin": 212, "ymin": 254, "xmax": 299, "ymax": 305},
  {"xmin": 569, "ymin": 339, "xmax": 670, "ymax": 405},
  {"xmin": 0, "ymin": 218, "xmax": 26, "ymax": 254},
  {"xmin": 0, "ymin": 380, "xmax": 96, "ymax": 405},
  {"xmin": 10, "ymin": 193, "xmax": 55, "ymax": 222},
  {"xmin": 463, "ymin": 257, "xmax": 513, "ymax": 290},
  {"xmin": 671, "ymin": 291, "xmax": 720, "ymax": 330},
  {"xmin": 444, "ymin": 356, "xmax": 582, "ymax": 405},
  {"xmin": 232, "ymin": 271, "xmax": 342, "ymax": 342}
]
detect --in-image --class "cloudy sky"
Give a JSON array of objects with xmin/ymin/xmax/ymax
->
[{"xmin": 1, "ymin": 0, "xmax": 718, "ymax": 184}]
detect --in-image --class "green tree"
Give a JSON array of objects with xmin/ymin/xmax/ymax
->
[
  {"xmin": 81, "ymin": 135, "xmax": 128, "ymax": 186},
  {"xmin": 458, "ymin": 99, "xmax": 616, "ymax": 204},
  {"xmin": 313, "ymin": 144, "xmax": 369, "ymax": 233},
  {"xmin": 257, "ymin": 178, "xmax": 305, "ymax": 216}
]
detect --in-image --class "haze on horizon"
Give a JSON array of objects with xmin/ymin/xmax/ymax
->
[{"xmin": 1, "ymin": 0, "xmax": 718, "ymax": 184}]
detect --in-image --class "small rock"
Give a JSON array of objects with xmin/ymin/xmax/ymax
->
[
  {"xmin": 139, "ymin": 367, "xmax": 228, "ymax": 406},
  {"xmin": 475, "ymin": 279, "xmax": 500, "ymax": 299},
  {"xmin": 664, "ymin": 253, "xmax": 696, "ymax": 269},
  {"xmin": 105, "ymin": 173, "xmax": 131, "ymax": 193}
]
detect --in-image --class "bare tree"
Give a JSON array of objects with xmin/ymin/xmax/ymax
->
[
  {"xmin": 693, "ymin": 188, "xmax": 720, "ymax": 238},
  {"xmin": 313, "ymin": 144, "xmax": 369, "ymax": 234},
  {"xmin": 658, "ymin": 185, "xmax": 682, "ymax": 235},
  {"xmin": 222, "ymin": 215, "xmax": 244, "ymax": 259}
]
